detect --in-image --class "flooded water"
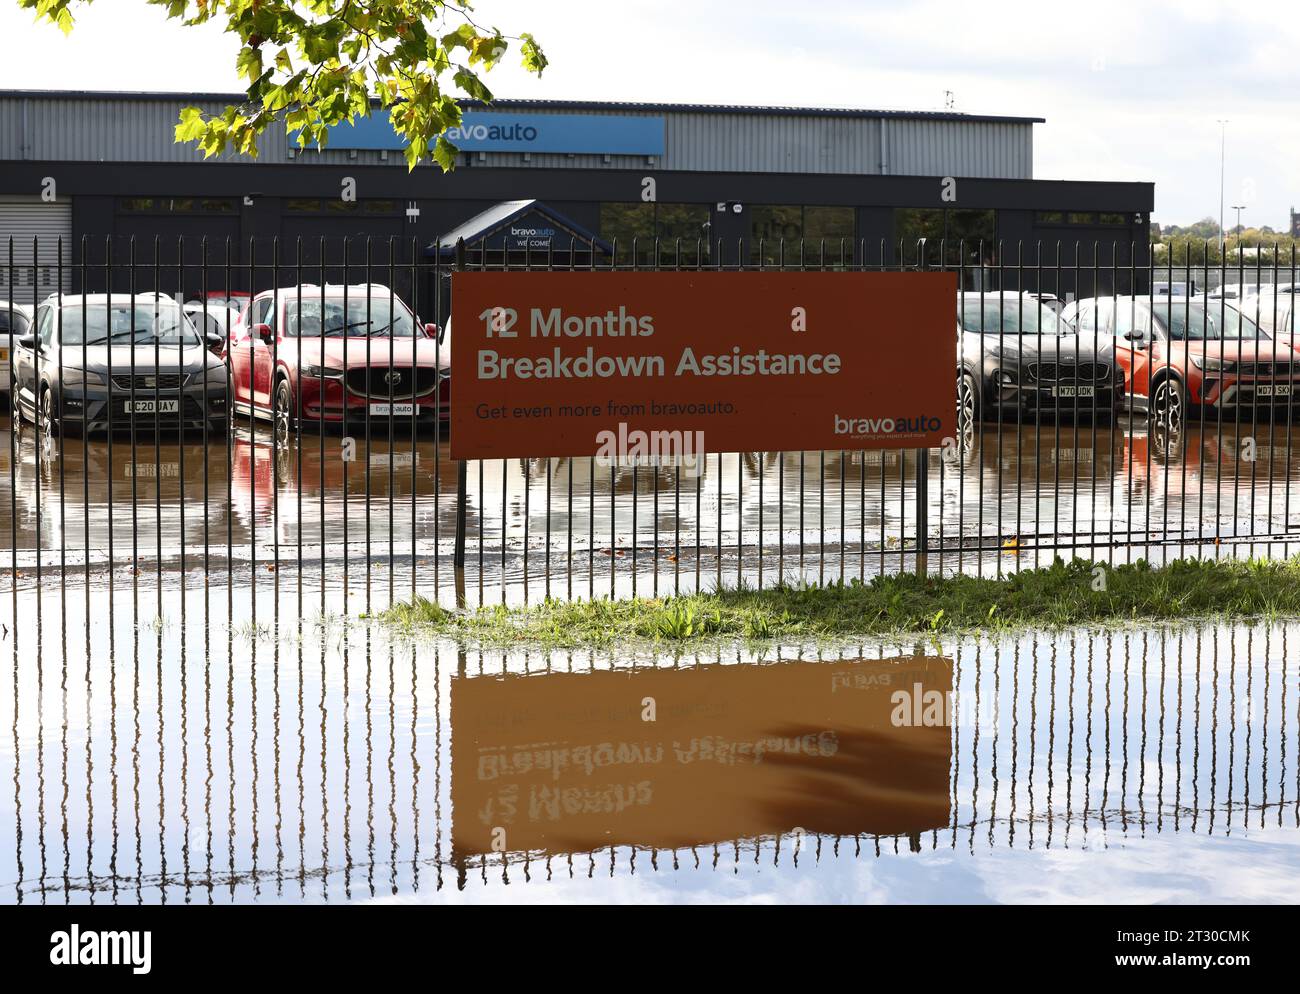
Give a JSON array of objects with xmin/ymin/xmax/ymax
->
[
  {"xmin": 6, "ymin": 410, "xmax": 1300, "ymax": 904},
  {"xmin": 5, "ymin": 414, "xmax": 1300, "ymax": 607},
  {"xmin": 3, "ymin": 582, "xmax": 1300, "ymax": 904}
]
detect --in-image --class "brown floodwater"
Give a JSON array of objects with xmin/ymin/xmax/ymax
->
[
  {"xmin": 5, "ymin": 414, "xmax": 1300, "ymax": 606},
  {"xmin": 3, "ymin": 584, "xmax": 1299, "ymax": 904},
  {"xmin": 6, "ymin": 411, "xmax": 1300, "ymax": 903}
]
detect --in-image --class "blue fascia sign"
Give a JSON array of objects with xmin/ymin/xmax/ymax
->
[{"xmin": 323, "ymin": 110, "xmax": 665, "ymax": 156}]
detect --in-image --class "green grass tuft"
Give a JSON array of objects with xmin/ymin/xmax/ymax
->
[{"xmin": 369, "ymin": 555, "xmax": 1300, "ymax": 648}]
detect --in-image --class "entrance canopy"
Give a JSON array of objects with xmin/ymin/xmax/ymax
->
[{"xmin": 426, "ymin": 199, "xmax": 611, "ymax": 258}]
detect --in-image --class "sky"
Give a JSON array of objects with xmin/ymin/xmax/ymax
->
[{"xmin": 0, "ymin": 0, "xmax": 1296, "ymax": 229}]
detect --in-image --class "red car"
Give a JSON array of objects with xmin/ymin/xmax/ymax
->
[
  {"xmin": 227, "ymin": 284, "xmax": 449, "ymax": 440},
  {"xmin": 1061, "ymin": 295, "xmax": 1300, "ymax": 425}
]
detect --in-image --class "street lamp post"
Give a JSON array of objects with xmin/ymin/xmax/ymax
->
[{"xmin": 1217, "ymin": 120, "xmax": 1228, "ymax": 257}]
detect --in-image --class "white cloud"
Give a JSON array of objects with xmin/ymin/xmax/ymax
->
[{"xmin": 0, "ymin": 0, "xmax": 1295, "ymax": 227}]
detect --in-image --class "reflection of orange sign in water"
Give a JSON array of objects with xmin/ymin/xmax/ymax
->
[
  {"xmin": 451, "ymin": 271, "xmax": 957, "ymax": 459},
  {"xmin": 451, "ymin": 656, "xmax": 953, "ymax": 857}
]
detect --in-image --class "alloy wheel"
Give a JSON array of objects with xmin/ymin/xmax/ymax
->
[
  {"xmin": 1150, "ymin": 379, "xmax": 1183, "ymax": 431},
  {"xmin": 273, "ymin": 380, "xmax": 293, "ymax": 447},
  {"xmin": 38, "ymin": 386, "xmax": 55, "ymax": 438}
]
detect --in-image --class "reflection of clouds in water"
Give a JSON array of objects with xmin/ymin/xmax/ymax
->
[
  {"xmin": 5, "ymin": 585, "xmax": 1300, "ymax": 905},
  {"xmin": 370, "ymin": 832, "xmax": 1300, "ymax": 905},
  {"xmin": 975, "ymin": 830, "xmax": 1300, "ymax": 905}
]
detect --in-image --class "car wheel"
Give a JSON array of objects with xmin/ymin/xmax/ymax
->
[
  {"xmin": 273, "ymin": 379, "xmax": 293, "ymax": 447},
  {"xmin": 1149, "ymin": 377, "xmax": 1185, "ymax": 432},
  {"xmin": 38, "ymin": 385, "xmax": 58, "ymax": 438},
  {"xmin": 957, "ymin": 373, "xmax": 979, "ymax": 430}
]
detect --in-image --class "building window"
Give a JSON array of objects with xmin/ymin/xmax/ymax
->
[
  {"xmin": 894, "ymin": 208, "xmax": 995, "ymax": 269},
  {"xmin": 654, "ymin": 204, "xmax": 710, "ymax": 250},
  {"xmin": 1035, "ymin": 210, "xmax": 1131, "ymax": 227},
  {"xmin": 600, "ymin": 202, "xmax": 709, "ymax": 265},
  {"xmin": 750, "ymin": 205, "xmax": 855, "ymax": 265},
  {"xmin": 118, "ymin": 197, "xmax": 236, "ymax": 214},
  {"xmin": 284, "ymin": 198, "xmax": 398, "ymax": 216}
]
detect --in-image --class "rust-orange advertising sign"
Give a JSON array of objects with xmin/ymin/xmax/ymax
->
[
  {"xmin": 450, "ymin": 655, "xmax": 953, "ymax": 857},
  {"xmin": 450, "ymin": 271, "xmax": 957, "ymax": 459}
]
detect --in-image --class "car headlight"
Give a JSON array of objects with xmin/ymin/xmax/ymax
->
[
  {"xmin": 1190, "ymin": 354, "xmax": 1232, "ymax": 372},
  {"xmin": 201, "ymin": 364, "xmax": 231, "ymax": 387},
  {"xmin": 61, "ymin": 367, "xmax": 105, "ymax": 387},
  {"xmin": 305, "ymin": 364, "xmax": 345, "ymax": 379}
]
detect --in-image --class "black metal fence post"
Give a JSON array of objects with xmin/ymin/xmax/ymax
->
[{"xmin": 451, "ymin": 239, "xmax": 468, "ymax": 606}]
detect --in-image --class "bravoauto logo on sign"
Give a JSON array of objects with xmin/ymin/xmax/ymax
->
[
  {"xmin": 833, "ymin": 413, "xmax": 945, "ymax": 442},
  {"xmin": 325, "ymin": 110, "xmax": 665, "ymax": 155}
]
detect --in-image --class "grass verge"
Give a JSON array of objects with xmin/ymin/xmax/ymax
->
[{"xmin": 370, "ymin": 555, "xmax": 1300, "ymax": 647}]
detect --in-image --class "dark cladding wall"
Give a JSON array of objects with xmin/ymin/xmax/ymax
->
[{"xmin": 0, "ymin": 158, "xmax": 1153, "ymax": 301}]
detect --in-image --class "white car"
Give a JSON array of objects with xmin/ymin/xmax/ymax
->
[
  {"xmin": 183, "ymin": 301, "xmax": 242, "ymax": 353},
  {"xmin": 1, "ymin": 301, "xmax": 34, "ymax": 394},
  {"xmin": 1228, "ymin": 289, "xmax": 1298, "ymax": 338}
]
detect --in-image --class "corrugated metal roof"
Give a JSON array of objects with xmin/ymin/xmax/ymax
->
[
  {"xmin": 0, "ymin": 89, "xmax": 1045, "ymax": 125},
  {"xmin": 0, "ymin": 90, "xmax": 1038, "ymax": 178}
]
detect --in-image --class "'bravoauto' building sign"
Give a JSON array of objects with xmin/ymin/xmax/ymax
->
[{"xmin": 324, "ymin": 110, "xmax": 666, "ymax": 156}]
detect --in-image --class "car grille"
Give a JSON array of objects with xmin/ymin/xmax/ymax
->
[
  {"xmin": 345, "ymin": 365, "xmax": 440, "ymax": 399},
  {"xmin": 1236, "ymin": 360, "xmax": 1299, "ymax": 376},
  {"xmin": 111, "ymin": 373, "xmax": 185, "ymax": 391},
  {"xmin": 1031, "ymin": 361, "xmax": 1111, "ymax": 382}
]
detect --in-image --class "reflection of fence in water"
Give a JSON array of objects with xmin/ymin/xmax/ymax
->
[{"xmin": 7, "ymin": 614, "xmax": 1299, "ymax": 901}]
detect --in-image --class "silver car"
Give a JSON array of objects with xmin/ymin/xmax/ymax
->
[
  {"xmin": 11, "ymin": 292, "xmax": 230, "ymax": 435},
  {"xmin": 1, "ymin": 301, "xmax": 33, "ymax": 394}
]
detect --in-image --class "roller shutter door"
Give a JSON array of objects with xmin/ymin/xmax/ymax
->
[{"xmin": 0, "ymin": 197, "xmax": 73, "ymax": 306}]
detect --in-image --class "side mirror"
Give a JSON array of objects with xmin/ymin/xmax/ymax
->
[
  {"xmin": 253, "ymin": 322, "xmax": 273, "ymax": 343},
  {"xmin": 16, "ymin": 334, "xmax": 35, "ymax": 351},
  {"xmin": 424, "ymin": 322, "xmax": 440, "ymax": 341},
  {"xmin": 1123, "ymin": 330, "xmax": 1146, "ymax": 344},
  {"xmin": 436, "ymin": 322, "xmax": 448, "ymax": 346},
  {"xmin": 205, "ymin": 329, "xmax": 225, "ymax": 352}
]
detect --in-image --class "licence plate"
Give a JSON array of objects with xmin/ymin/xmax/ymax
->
[
  {"xmin": 1256, "ymin": 384, "xmax": 1292, "ymax": 397},
  {"xmin": 369, "ymin": 403, "xmax": 415, "ymax": 417},
  {"xmin": 124, "ymin": 399, "xmax": 179, "ymax": 414},
  {"xmin": 1052, "ymin": 385, "xmax": 1095, "ymax": 398}
]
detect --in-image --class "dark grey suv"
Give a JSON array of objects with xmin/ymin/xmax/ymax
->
[{"xmin": 11, "ymin": 292, "xmax": 230, "ymax": 435}]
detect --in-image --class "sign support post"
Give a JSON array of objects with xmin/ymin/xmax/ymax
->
[
  {"xmin": 452, "ymin": 240, "xmax": 468, "ymax": 604},
  {"xmin": 915, "ymin": 447, "xmax": 929, "ymax": 578}
]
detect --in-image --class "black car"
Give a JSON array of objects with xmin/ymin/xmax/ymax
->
[
  {"xmin": 956, "ymin": 291, "xmax": 1121, "ymax": 426},
  {"xmin": 11, "ymin": 292, "xmax": 230, "ymax": 435}
]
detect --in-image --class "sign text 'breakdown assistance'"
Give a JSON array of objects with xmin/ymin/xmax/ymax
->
[{"xmin": 450, "ymin": 270, "xmax": 957, "ymax": 459}]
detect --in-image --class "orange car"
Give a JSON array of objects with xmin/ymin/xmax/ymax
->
[{"xmin": 1061, "ymin": 295, "xmax": 1300, "ymax": 425}]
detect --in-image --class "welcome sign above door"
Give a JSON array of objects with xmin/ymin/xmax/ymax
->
[{"xmin": 324, "ymin": 110, "xmax": 666, "ymax": 156}]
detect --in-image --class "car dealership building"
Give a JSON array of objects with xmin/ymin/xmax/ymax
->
[{"xmin": 0, "ymin": 89, "xmax": 1154, "ymax": 305}]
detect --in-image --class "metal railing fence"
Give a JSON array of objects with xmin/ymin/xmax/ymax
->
[{"xmin": 2, "ymin": 234, "xmax": 1299, "ymax": 610}]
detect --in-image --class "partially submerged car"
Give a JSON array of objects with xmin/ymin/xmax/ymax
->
[
  {"xmin": 227, "ymin": 284, "xmax": 449, "ymax": 441},
  {"xmin": 957, "ymin": 291, "xmax": 1121, "ymax": 426},
  {"xmin": 1061, "ymin": 295, "xmax": 1300, "ymax": 424},
  {"xmin": 10, "ymin": 291, "xmax": 230, "ymax": 435}
]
